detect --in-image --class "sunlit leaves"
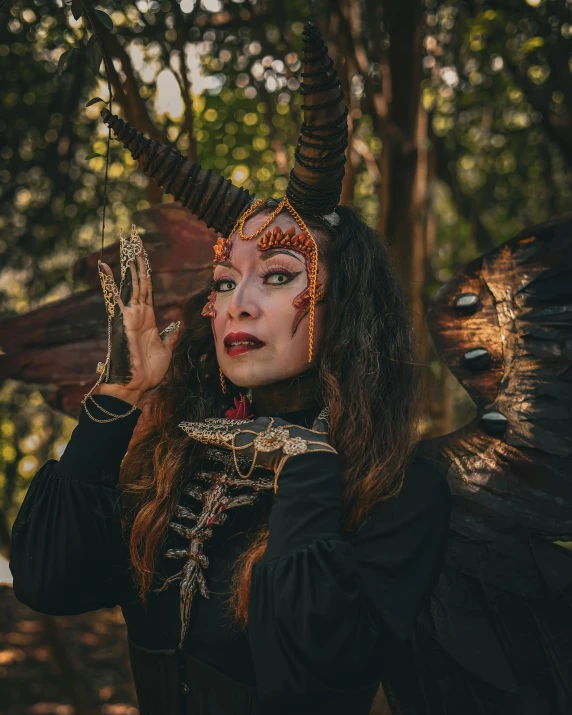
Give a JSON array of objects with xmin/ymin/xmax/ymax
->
[
  {"xmin": 18, "ymin": 455, "xmax": 38, "ymax": 477},
  {"xmin": 527, "ymin": 64, "xmax": 550, "ymax": 84},
  {"xmin": 85, "ymin": 152, "xmax": 103, "ymax": 160}
]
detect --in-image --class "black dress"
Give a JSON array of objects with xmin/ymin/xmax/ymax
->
[{"xmin": 10, "ymin": 395, "xmax": 451, "ymax": 715}]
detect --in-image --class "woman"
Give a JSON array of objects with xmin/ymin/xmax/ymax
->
[{"xmin": 10, "ymin": 24, "xmax": 450, "ymax": 715}]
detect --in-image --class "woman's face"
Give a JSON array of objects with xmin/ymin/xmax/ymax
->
[{"xmin": 205, "ymin": 210, "xmax": 328, "ymax": 388}]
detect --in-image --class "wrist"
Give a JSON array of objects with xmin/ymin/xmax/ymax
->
[{"xmin": 93, "ymin": 383, "xmax": 143, "ymax": 406}]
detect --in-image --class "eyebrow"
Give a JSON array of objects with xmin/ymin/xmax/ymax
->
[
  {"xmin": 259, "ymin": 248, "xmax": 303, "ymax": 263},
  {"xmin": 214, "ymin": 248, "xmax": 303, "ymax": 270}
]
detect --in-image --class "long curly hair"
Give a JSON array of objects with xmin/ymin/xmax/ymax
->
[{"xmin": 118, "ymin": 203, "xmax": 420, "ymax": 627}]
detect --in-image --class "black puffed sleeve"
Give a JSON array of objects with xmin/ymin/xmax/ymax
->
[
  {"xmin": 10, "ymin": 395, "xmax": 142, "ymax": 615},
  {"xmin": 247, "ymin": 450, "xmax": 451, "ymax": 713}
]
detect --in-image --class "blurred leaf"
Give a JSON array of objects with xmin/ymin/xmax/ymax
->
[
  {"xmin": 57, "ymin": 49, "xmax": 75, "ymax": 75},
  {"xmin": 85, "ymin": 152, "xmax": 103, "ymax": 159},
  {"xmin": 94, "ymin": 9, "xmax": 113, "ymax": 30},
  {"xmin": 71, "ymin": 0, "xmax": 83, "ymax": 21},
  {"xmin": 86, "ymin": 97, "xmax": 106, "ymax": 107},
  {"xmin": 522, "ymin": 37, "xmax": 545, "ymax": 53},
  {"xmin": 86, "ymin": 39, "xmax": 103, "ymax": 75}
]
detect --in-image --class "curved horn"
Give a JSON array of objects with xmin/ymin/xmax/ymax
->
[
  {"xmin": 286, "ymin": 22, "xmax": 349, "ymax": 217},
  {"xmin": 100, "ymin": 109, "xmax": 254, "ymax": 236}
]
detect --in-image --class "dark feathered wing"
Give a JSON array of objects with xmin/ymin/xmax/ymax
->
[{"xmin": 385, "ymin": 215, "xmax": 572, "ymax": 714}]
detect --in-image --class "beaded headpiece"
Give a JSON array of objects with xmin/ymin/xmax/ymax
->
[{"xmin": 101, "ymin": 22, "xmax": 348, "ymax": 363}]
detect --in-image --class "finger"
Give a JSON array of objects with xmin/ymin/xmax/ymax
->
[
  {"xmin": 99, "ymin": 261, "xmax": 116, "ymax": 284},
  {"xmin": 137, "ymin": 251, "xmax": 149, "ymax": 303},
  {"xmin": 114, "ymin": 291, "xmax": 126, "ymax": 312},
  {"xmin": 160, "ymin": 322, "xmax": 181, "ymax": 352},
  {"xmin": 146, "ymin": 275, "xmax": 154, "ymax": 307},
  {"xmin": 98, "ymin": 262, "xmax": 124, "ymax": 314},
  {"xmin": 162, "ymin": 327, "xmax": 180, "ymax": 353},
  {"xmin": 143, "ymin": 250, "xmax": 153, "ymax": 306},
  {"xmin": 129, "ymin": 259, "xmax": 140, "ymax": 302}
]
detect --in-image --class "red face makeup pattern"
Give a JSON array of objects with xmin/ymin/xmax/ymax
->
[
  {"xmin": 201, "ymin": 289, "xmax": 218, "ymax": 319},
  {"xmin": 257, "ymin": 225, "xmax": 324, "ymax": 335}
]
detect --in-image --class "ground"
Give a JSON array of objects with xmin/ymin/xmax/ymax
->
[
  {"xmin": 0, "ymin": 585, "xmax": 138, "ymax": 715},
  {"xmin": 1, "ymin": 583, "xmax": 391, "ymax": 715}
]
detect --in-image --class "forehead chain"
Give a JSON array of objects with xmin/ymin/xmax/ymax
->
[{"xmin": 218, "ymin": 196, "xmax": 319, "ymax": 364}]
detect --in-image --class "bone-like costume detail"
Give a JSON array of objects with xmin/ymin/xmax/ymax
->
[{"xmin": 155, "ymin": 447, "xmax": 273, "ymax": 648}]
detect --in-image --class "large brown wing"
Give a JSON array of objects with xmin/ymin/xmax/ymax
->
[
  {"xmin": 0, "ymin": 204, "xmax": 216, "ymax": 417},
  {"xmin": 386, "ymin": 215, "xmax": 572, "ymax": 714}
]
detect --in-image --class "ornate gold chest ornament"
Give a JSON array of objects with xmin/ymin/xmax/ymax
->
[{"xmin": 158, "ymin": 409, "xmax": 332, "ymax": 648}]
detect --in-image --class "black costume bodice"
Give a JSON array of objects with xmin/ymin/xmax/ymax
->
[{"xmin": 10, "ymin": 395, "xmax": 451, "ymax": 715}]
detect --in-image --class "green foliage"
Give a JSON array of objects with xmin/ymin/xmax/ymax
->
[
  {"xmin": 0, "ymin": 0, "xmax": 309, "ymax": 316},
  {"xmin": 424, "ymin": 0, "xmax": 572, "ymax": 260},
  {"xmin": 0, "ymin": 380, "xmax": 75, "ymax": 555}
]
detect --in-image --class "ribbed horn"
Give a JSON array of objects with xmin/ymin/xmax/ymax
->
[
  {"xmin": 286, "ymin": 22, "xmax": 349, "ymax": 217},
  {"xmin": 101, "ymin": 109, "xmax": 254, "ymax": 236}
]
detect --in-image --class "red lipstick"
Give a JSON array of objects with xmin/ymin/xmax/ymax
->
[{"xmin": 224, "ymin": 331, "xmax": 266, "ymax": 357}]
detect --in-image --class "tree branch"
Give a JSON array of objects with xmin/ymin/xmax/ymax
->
[
  {"xmin": 81, "ymin": 0, "xmax": 166, "ymax": 142},
  {"xmin": 171, "ymin": 0, "xmax": 198, "ymax": 161}
]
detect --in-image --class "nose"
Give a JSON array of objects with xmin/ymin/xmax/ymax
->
[{"xmin": 226, "ymin": 278, "xmax": 261, "ymax": 321}]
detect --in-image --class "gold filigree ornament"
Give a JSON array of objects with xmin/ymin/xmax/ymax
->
[
  {"xmin": 179, "ymin": 416, "xmax": 337, "ymax": 493},
  {"xmin": 81, "ymin": 225, "xmax": 149, "ymax": 423},
  {"xmin": 120, "ymin": 224, "xmax": 151, "ymax": 281}
]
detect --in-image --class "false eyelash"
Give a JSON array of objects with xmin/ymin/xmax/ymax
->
[{"xmin": 258, "ymin": 266, "xmax": 302, "ymax": 280}]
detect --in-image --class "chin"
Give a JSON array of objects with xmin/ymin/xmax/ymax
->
[{"xmin": 221, "ymin": 361, "xmax": 307, "ymax": 389}]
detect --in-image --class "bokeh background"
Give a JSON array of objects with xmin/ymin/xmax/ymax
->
[{"xmin": 1, "ymin": 0, "xmax": 571, "ymax": 712}]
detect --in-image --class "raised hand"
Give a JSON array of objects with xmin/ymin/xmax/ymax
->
[{"xmin": 91, "ymin": 225, "xmax": 181, "ymax": 406}]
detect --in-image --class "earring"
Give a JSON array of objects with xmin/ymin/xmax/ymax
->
[{"xmin": 219, "ymin": 367, "xmax": 227, "ymax": 394}]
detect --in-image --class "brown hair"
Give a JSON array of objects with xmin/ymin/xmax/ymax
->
[{"xmin": 119, "ymin": 204, "xmax": 420, "ymax": 627}]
